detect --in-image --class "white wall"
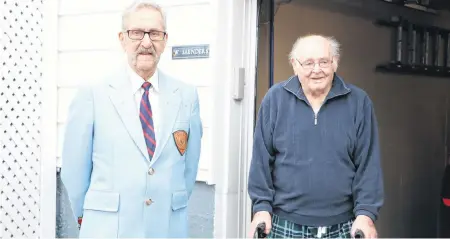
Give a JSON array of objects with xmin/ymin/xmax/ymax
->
[{"xmin": 55, "ymin": 0, "xmax": 215, "ymax": 183}]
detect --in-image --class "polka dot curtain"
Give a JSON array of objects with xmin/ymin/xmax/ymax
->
[{"xmin": 1, "ymin": 0, "xmax": 43, "ymax": 238}]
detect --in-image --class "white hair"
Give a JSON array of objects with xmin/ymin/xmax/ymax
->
[
  {"xmin": 288, "ymin": 34, "xmax": 341, "ymax": 62},
  {"xmin": 122, "ymin": 0, "xmax": 167, "ymax": 31}
]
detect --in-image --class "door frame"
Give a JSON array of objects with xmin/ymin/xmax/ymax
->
[
  {"xmin": 211, "ymin": 0, "xmax": 258, "ymax": 237},
  {"xmin": 239, "ymin": 0, "xmax": 260, "ymax": 236}
]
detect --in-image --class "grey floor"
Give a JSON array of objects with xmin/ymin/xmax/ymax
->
[{"xmin": 55, "ymin": 173, "xmax": 215, "ymax": 238}]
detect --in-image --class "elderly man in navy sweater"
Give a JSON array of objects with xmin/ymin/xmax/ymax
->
[{"xmin": 248, "ymin": 34, "xmax": 384, "ymax": 238}]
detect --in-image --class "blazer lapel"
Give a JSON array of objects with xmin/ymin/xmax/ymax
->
[
  {"xmin": 108, "ymin": 68, "xmax": 150, "ymax": 162},
  {"xmin": 151, "ymin": 72, "xmax": 181, "ymax": 164}
]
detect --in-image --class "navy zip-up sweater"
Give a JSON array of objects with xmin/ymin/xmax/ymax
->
[{"xmin": 248, "ymin": 74, "xmax": 384, "ymax": 226}]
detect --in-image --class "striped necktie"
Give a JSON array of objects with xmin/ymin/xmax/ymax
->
[{"xmin": 140, "ymin": 81, "xmax": 156, "ymax": 160}]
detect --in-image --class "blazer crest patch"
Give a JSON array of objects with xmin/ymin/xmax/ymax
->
[{"xmin": 173, "ymin": 130, "xmax": 188, "ymax": 155}]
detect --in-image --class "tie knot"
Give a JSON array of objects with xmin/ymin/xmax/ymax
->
[{"xmin": 142, "ymin": 82, "xmax": 151, "ymax": 91}]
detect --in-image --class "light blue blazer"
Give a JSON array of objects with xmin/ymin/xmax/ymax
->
[{"xmin": 60, "ymin": 65, "xmax": 203, "ymax": 238}]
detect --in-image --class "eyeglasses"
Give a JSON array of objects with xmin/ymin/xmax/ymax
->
[
  {"xmin": 126, "ymin": 30, "xmax": 166, "ymax": 41},
  {"xmin": 297, "ymin": 59, "xmax": 333, "ymax": 70}
]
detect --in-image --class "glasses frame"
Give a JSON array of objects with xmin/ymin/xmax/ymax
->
[
  {"xmin": 125, "ymin": 29, "xmax": 167, "ymax": 41},
  {"xmin": 297, "ymin": 58, "xmax": 334, "ymax": 70}
]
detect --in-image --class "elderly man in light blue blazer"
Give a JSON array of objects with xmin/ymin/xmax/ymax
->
[{"xmin": 60, "ymin": 1, "xmax": 202, "ymax": 238}]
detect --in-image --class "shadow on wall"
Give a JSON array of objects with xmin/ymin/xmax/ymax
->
[{"xmin": 55, "ymin": 174, "xmax": 215, "ymax": 238}]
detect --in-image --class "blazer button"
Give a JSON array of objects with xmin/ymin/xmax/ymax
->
[
  {"xmin": 145, "ymin": 199, "xmax": 153, "ymax": 206},
  {"xmin": 148, "ymin": 167, "xmax": 155, "ymax": 175}
]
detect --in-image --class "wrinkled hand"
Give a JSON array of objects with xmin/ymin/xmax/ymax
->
[
  {"xmin": 351, "ymin": 215, "xmax": 377, "ymax": 238},
  {"xmin": 248, "ymin": 211, "xmax": 272, "ymax": 238}
]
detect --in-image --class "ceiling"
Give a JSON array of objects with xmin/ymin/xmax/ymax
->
[
  {"xmin": 430, "ymin": 0, "xmax": 450, "ymax": 11},
  {"xmin": 258, "ymin": 0, "xmax": 450, "ymax": 22}
]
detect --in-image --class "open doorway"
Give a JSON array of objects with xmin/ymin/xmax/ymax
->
[{"xmin": 250, "ymin": 0, "xmax": 450, "ymax": 237}]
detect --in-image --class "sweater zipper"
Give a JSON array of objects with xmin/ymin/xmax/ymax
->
[
  {"xmin": 313, "ymin": 107, "xmax": 321, "ymax": 126},
  {"xmin": 312, "ymin": 91, "xmax": 349, "ymax": 126}
]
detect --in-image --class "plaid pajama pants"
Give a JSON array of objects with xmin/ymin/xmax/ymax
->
[{"xmin": 267, "ymin": 214, "xmax": 354, "ymax": 239}]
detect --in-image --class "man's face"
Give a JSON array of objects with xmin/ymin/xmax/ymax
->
[
  {"xmin": 119, "ymin": 7, "xmax": 168, "ymax": 73},
  {"xmin": 292, "ymin": 38, "xmax": 337, "ymax": 95}
]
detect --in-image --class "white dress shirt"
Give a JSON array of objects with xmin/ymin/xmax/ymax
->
[{"xmin": 126, "ymin": 65, "xmax": 160, "ymax": 137}]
